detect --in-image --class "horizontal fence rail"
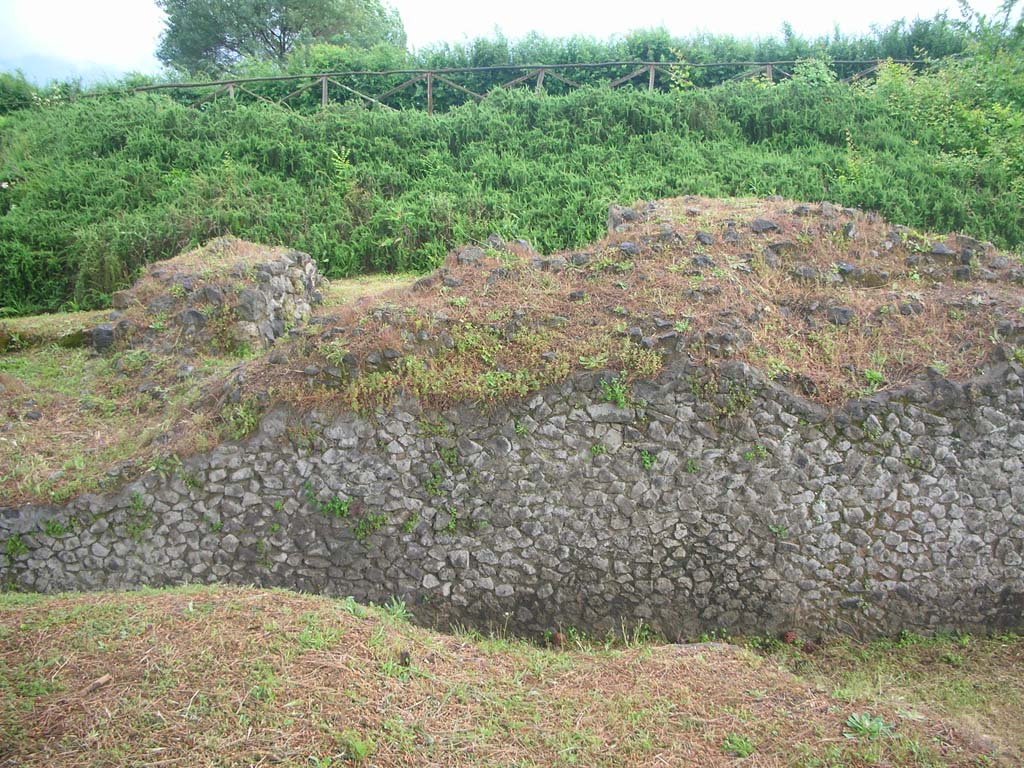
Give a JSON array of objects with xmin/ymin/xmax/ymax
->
[{"xmin": 96, "ymin": 59, "xmax": 928, "ymax": 113}]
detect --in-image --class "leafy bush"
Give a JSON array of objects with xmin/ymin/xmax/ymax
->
[
  {"xmin": 0, "ymin": 28, "xmax": 1021, "ymax": 315},
  {"xmin": 0, "ymin": 72, "xmax": 37, "ymax": 115}
]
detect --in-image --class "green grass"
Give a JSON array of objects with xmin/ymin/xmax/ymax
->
[
  {"xmin": 769, "ymin": 629, "xmax": 1024, "ymax": 757},
  {"xmin": 0, "ymin": 586, "xmax": 1019, "ymax": 767}
]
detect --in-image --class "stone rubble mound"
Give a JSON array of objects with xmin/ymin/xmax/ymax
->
[{"xmin": 84, "ymin": 238, "xmax": 323, "ymax": 354}]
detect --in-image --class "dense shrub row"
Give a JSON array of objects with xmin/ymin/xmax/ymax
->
[
  {"xmin": 74, "ymin": 18, "xmax": 979, "ymax": 114},
  {"xmin": 0, "ymin": 49, "xmax": 1021, "ymax": 315},
  {"xmin": 0, "ymin": 15, "xmax": 977, "ymax": 117}
]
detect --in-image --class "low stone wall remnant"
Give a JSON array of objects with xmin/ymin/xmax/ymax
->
[{"xmin": 2, "ymin": 359, "xmax": 1022, "ymax": 640}]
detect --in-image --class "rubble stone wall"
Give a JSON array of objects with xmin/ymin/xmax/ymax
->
[{"xmin": 3, "ymin": 359, "xmax": 1023, "ymax": 640}]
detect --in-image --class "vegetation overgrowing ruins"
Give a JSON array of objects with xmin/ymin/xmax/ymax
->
[
  {"xmin": 1, "ymin": 195, "xmax": 1023, "ymax": 508},
  {"xmin": 1, "ymin": 2, "xmax": 1023, "ymax": 766}
]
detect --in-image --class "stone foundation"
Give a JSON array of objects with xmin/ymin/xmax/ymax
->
[{"xmin": 3, "ymin": 359, "xmax": 1023, "ymax": 640}]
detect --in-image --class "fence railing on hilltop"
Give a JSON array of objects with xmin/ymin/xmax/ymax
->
[{"xmin": 111, "ymin": 58, "xmax": 926, "ymax": 113}]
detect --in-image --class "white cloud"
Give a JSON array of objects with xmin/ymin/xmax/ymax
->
[{"xmin": 0, "ymin": 0, "xmax": 164, "ymax": 73}]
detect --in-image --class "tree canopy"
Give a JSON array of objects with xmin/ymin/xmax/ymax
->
[{"xmin": 156, "ymin": 0, "xmax": 406, "ymax": 75}]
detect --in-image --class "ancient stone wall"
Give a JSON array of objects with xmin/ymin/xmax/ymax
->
[{"xmin": 2, "ymin": 358, "xmax": 1023, "ymax": 640}]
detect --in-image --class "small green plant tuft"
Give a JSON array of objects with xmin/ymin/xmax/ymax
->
[
  {"xmin": 439, "ymin": 446, "xmax": 459, "ymax": 470},
  {"xmin": 640, "ymin": 449, "xmax": 656, "ymax": 470},
  {"xmin": 844, "ymin": 712, "xmax": 893, "ymax": 740},
  {"xmin": 863, "ymin": 368, "xmax": 885, "ymax": 391},
  {"xmin": 338, "ymin": 729, "xmax": 375, "ymax": 763},
  {"xmin": 4, "ymin": 534, "xmax": 28, "ymax": 561},
  {"xmin": 381, "ymin": 597, "xmax": 412, "ymax": 622},
  {"xmin": 742, "ymin": 445, "xmax": 770, "ymax": 461},
  {"xmin": 599, "ymin": 377, "xmax": 630, "ymax": 408},
  {"xmin": 424, "ymin": 462, "xmax": 444, "ymax": 497},
  {"xmin": 41, "ymin": 518, "xmax": 70, "ymax": 537},
  {"xmin": 721, "ymin": 732, "xmax": 755, "ymax": 757},
  {"xmin": 319, "ymin": 496, "xmax": 352, "ymax": 519},
  {"xmin": 579, "ymin": 352, "xmax": 609, "ymax": 369},
  {"xmin": 354, "ymin": 513, "xmax": 387, "ymax": 543},
  {"xmin": 222, "ymin": 400, "xmax": 261, "ymax": 440}
]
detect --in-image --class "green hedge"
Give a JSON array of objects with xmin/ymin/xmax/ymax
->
[{"xmin": 1, "ymin": 55, "xmax": 1021, "ymax": 315}]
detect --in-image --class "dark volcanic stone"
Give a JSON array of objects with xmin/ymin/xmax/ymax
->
[
  {"xmin": 87, "ymin": 323, "xmax": 116, "ymax": 351},
  {"xmin": 412, "ymin": 275, "xmax": 438, "ymax": 292},
  {"xmin": 751, "ymin": 218, "xmax": 780, "ymax": 234},
  {"xmin": 176, "ymin": 309, "xmax": 206, "ymax": 332},
  {"xmin": 826, "ymin": 306, "xmax": 855, "ymax": 326},
  {"xmin": 146, "ymin": 295, "xmax": 175, "ymax": 315},
  {"xmin": 930, "ymin": 243, "xmax": 958, "ymax": 262},
  {"xmin": 235, "ymin": 288, "xmax": 268, "ymax": 322},
  {"xmin": 695, "ymin": 231, "xmax": 715, "ymax": 246},
  {"xmin": 792, "ymin": 265, "xmax": 819, "ymax": 281},
  {"xmin": 765, "ymin": 241, "xmax": 798, "ymax": 256},
  {"xmin": 199, "ymin": 286, "xmax": 224, "ymax": 305},
  {"xmin": 456, "ymin": 246, "xmax": 484, "ymax": 266}
]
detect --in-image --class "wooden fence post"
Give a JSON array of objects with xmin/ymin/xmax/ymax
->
[
  {"xmin": 766, "ymin": 64, "xmax": 774, "ymax": 83},
  {"xmin": 535, "ymin": 68, "xmax": 545, "ymax": 92},
  {"xmin": 426, "ymin": 72, "xmax": 433, "ymax": 115},
  {"xmin": 648, "ymin": 64, "xmax": 656, "ymax": 91},
  {"xmin": 227, "ymin": 83, "xmax": 235, "ymax": 99},
  {"xmin": 321, "ymin": 76, "xmax": 328, "ymax": 107}
]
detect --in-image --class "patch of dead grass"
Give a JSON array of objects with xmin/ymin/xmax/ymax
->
[{"xmin": 0, "ymin": 586, "xmax": 1013, "ymax": 767}]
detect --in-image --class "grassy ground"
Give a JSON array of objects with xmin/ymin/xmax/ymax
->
[
  {"xmin": 2, "ymin": 196, "xmax": 1022, "ymax": 505},
  {"xmin": 319, "ymin": 273, "xmax": 416, "ymax": 308},
  {"xmin": 0, "ymin": 309, "xmax": 106, "ymax": 351},
  {"xmin": 0, "ymin": 586, "xmax": 1018, "ymax": 767},
  {"xmin": 770, "ymin": 631, "xmax": 1024, "ymax": 759}
]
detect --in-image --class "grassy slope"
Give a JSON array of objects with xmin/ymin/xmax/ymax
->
[{"xmin": 0, "ymin": 586, "xmax": 1020, "ymax": 767}]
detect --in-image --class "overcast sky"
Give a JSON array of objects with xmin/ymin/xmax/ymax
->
[{"xmin": 0, "ymin": 0, "xmax": 1012, "ymax": 83}]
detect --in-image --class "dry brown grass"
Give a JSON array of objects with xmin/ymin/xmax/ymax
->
[
  {"xmin": 0, "ymin": 586, "xmax": 1012, "ymax": 767},
  {"xmin": 2, "ymin": 196, "xmax": 1022, "ymax": 505}
]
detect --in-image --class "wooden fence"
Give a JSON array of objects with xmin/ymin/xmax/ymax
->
[{"xmin": 122, "ymin": 59, "xmax": 925, "ymax": 114}]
